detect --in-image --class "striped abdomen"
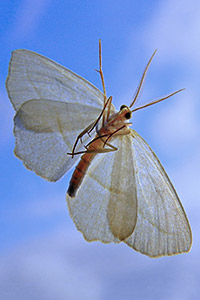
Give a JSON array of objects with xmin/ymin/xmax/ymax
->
[
  {"xmin": 67, "ymin": 132, "xmax": 107, "ymax": 197},
  {"xmin": 67, "ymin": 151, "xmax": 96, "ymax": 197}
]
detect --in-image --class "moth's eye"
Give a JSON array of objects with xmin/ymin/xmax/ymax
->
[
  {"xmin": 120, "ymin": 105, "xmax": 127, "ymax": 111},
  {"xmin": 125, "ymin": 112, "xmax": 131, "ymax": 119}
]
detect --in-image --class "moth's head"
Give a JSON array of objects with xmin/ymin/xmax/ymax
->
[{"xmin": 119, "ymin": 105, "xmax": 132, "ymax": 120}]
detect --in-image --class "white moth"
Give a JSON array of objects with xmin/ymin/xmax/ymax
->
[{"xmin": 6, "ymin": 40, "xmax": 192, "ymax": 257}]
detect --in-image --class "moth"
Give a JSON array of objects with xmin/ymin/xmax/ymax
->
[{"xmin": 6, "ymin": 40, "xmax": 192, "ymax": 257}]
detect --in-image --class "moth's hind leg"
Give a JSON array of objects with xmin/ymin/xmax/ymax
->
[
  {"xmin": 96, "ymin": 39, "xmax": 112, "ymax": 125},
  {"xmin": 70, "ymin": 121, "xmax": 96, "ymax": 157},
  {"xmin": 67, "ymin": 144, "xmax": 117, "ymax": 156},
  {"xmin": 69, "ymin": 96, "xmax": 113, "ymax": 157},
  {"xmin": 84, "ymin": 133, "xmax": 118, "ymax": 153}
]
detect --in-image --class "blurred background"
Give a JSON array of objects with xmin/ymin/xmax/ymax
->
[{"xmin": 1, "ymin": 0, "xmax": 200, "ymax": 299}]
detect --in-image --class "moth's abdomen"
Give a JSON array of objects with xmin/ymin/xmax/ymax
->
[
  {"xmin": 67, "ymin": 152, "xmax": 95, "ymax": 197},
  {"xmin": 68, "ymin": 124, "xmax": 119, "ymax": 197}
]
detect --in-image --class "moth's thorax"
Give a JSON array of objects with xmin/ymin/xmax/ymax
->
[{"xmin": 99, "ymin": 105, "xmax": 132, "ymax": 136}]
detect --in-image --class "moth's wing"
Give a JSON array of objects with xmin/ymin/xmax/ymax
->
[
  {"xmin": 6, "ymin": 49, "xmax": 115, "ymax": 112},
  {"xmin": 124, "ymin": 130, "xmax": 192, "ymax": 257},
  {"xmin": 66, "ymin": 135, "xmax": 138, "ymax": 243},
  {"xmin": 6, "ymin": 49, "xmax": 116, "ymax": 181},
  {"xmin": 67, "ymin": 131, "xmax": 192, "ymax": 257},
  {"xmin": 14, "ymin": 99, "xmax": 102, "ymax": 181}
]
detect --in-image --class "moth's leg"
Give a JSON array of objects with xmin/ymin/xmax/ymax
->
[
  {"xmin": 103, "ymin": 142, "xmax": 118, "ymax": 151},
  {"xmin": 84, "ymin": 133, "xmax": 118, "ymax": 152},
  {"xmin": 96, "ymin": 40, "xmax": 107, "ymax": 103},
  {"xmin": 68, "ymin": 146, "xmax": 117, "ymax": 156},
  {"xmin": 70, "ymin": 124, "xmax": 130, "ymax": 157},
  {"xmin": 106, "ymin": 94, "xmax": 112, "ymax": 122},
  {"xmin": 84, "ymin": 141, "xmax": 118, "ymax": 152},
  {"xmin": 88, "ymin": 96, "xmax": 112, "ymax": 135},
  {"xmin": 84, "ymin": 133, "xmax": 110, "ymax": 149},
  {"xmin": 88, "ymin": 147, "xmax": 117, "ymax": 153},
  {"xmin": 69, "ymin": 130, "xmax": 119, "ymax": 156},
  {"xmin": 103, "ymin": 125, "xmax": 131, "ymax": 147},
  {"xmin": 70, "ymin": 97, "xmax": 112, "ymax": 157},
  {"xmin": 70, "ymin": 121, "xmax": 96, "ymax": 157},
  {"xmin": 96, "ymin": 39, "xmax": 111, "ymax": 126}
]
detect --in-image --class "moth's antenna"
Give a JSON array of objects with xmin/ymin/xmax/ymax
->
[
  {"xmin": 129, "ymin": 50, "xmax": 157, "ymax": 108},
  {"xmin": 132, "ymin": 89, "xmax": 185, "ymax": 112}
]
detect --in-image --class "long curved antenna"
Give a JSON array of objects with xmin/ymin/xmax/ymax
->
[
  {"xmin": 129, "ymin": 49, "xmax": 157, "ymax": 108},
  {"xmin": 132, "ymin": 89, "xmax": 185, "ymax": 112}
]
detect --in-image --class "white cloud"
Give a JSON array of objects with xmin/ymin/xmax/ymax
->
[
  {"xmin": 0, "ymin": 229, "xmax": 102, "ymax": 300},
  {"xmin": 1, "ymin": 228, "xmax": 200, "ymax": 300}
]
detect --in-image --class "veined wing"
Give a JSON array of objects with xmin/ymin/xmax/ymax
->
[
  {"xmin": 67, "ymin": 131, "xmax": 191, "ymax": 257},
  {"xmin": 14, "ymin": 99, "xmax": 102, "ymax": 181},
  {"xmin": 66, "ymin": 134, "xmax": 137, "ymax": 243},
  {"xmin": 124, "ymin": 130, "xmax": 192, "ymax": 257},
  {"xmin": 6, "ymin": 49, "xmax": 115, "ymax": 112},
  {"xmin": 6, "ymin": 49, "xmax": 116, "ymax": 181}
]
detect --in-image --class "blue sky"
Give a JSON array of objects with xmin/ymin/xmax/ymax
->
[{"xmin": 1, "ymin": 0, "xmax": 200, "ymax": 299}]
